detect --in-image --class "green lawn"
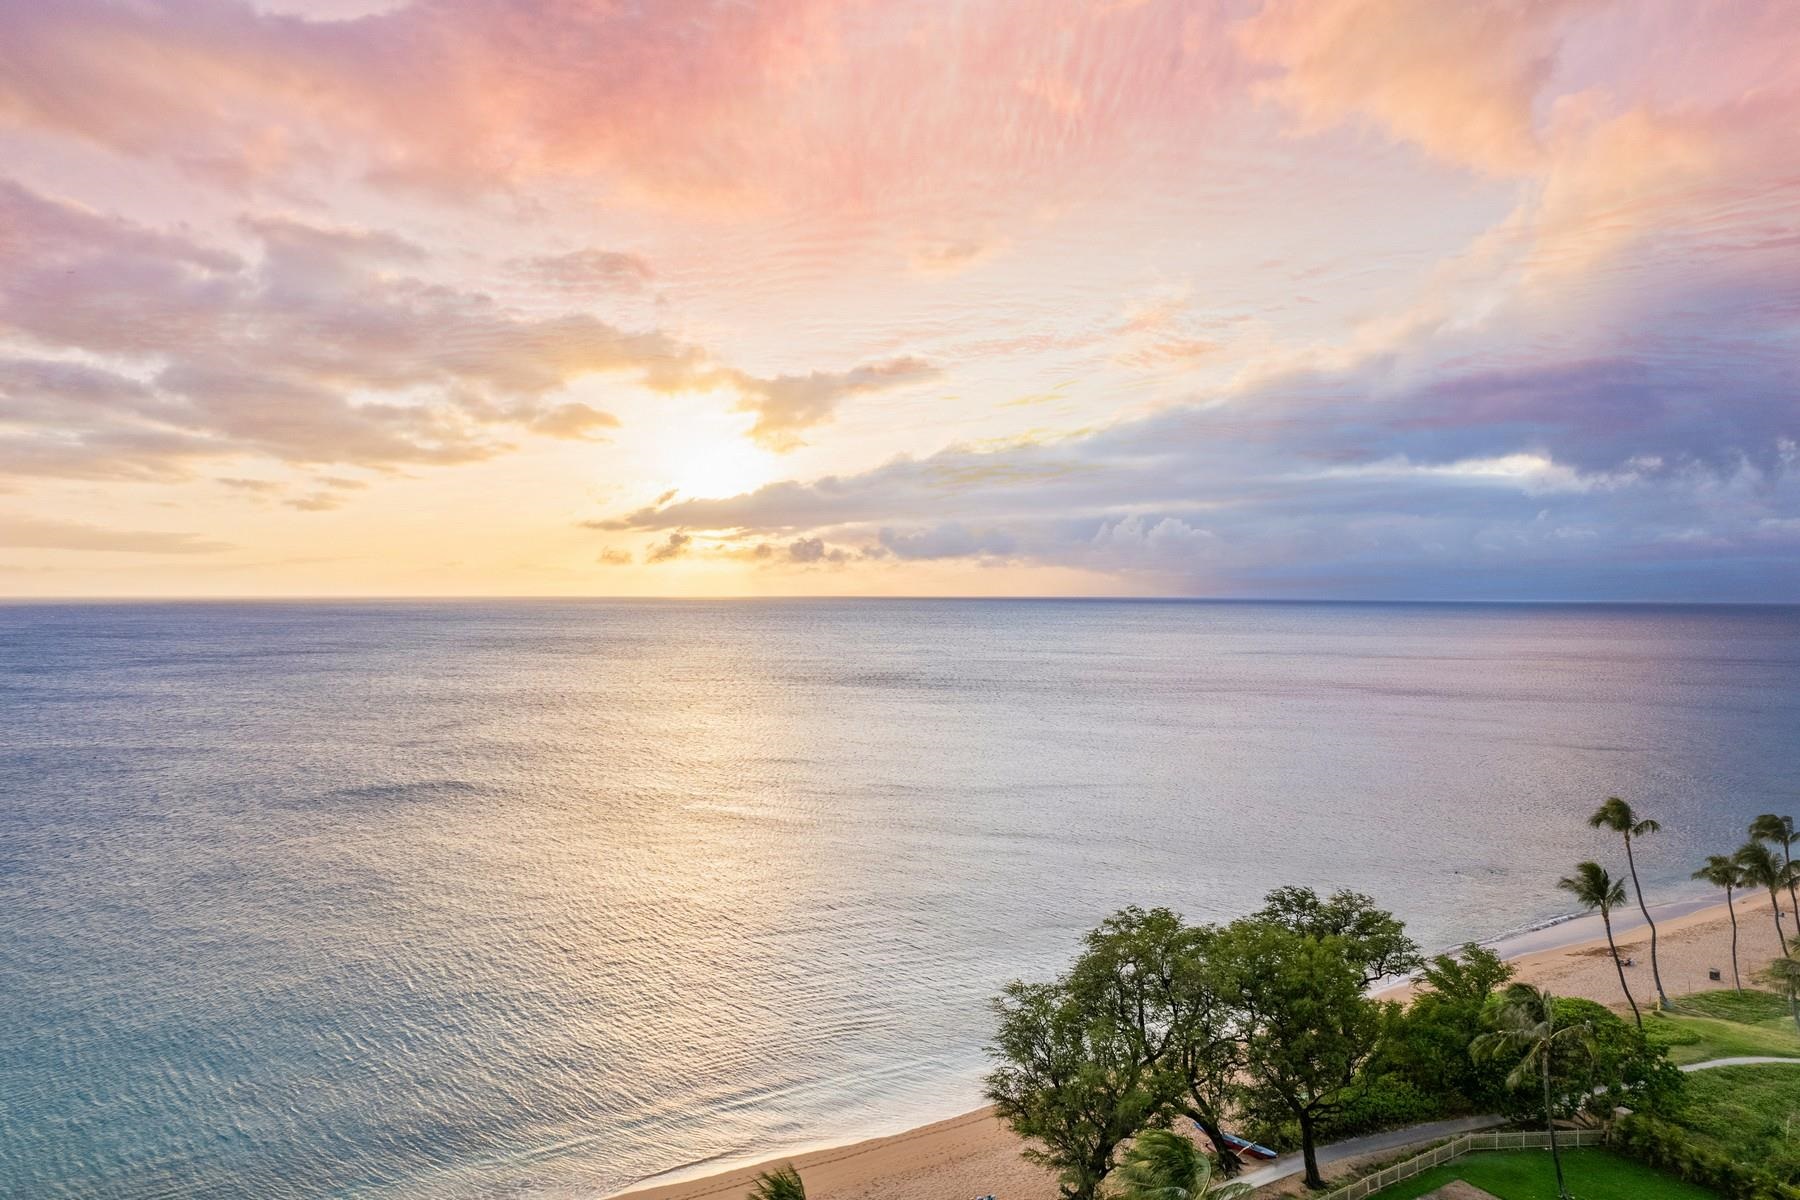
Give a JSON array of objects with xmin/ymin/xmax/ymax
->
[
  {"xmin": 1367, "ymin": 1148, "xmax": 1719, "ymax": 1199},
  {"xmin": 1675, "ymin": 1063, "xmax": 1800, "ymax": 1183},
  {"xmin": 1676, "ymin": 988, "xmax": 1792, "ymax": 1024},
  {"xmin": 1644, "ymin": 988, "xmax": 1800, "ymax": 1065}
]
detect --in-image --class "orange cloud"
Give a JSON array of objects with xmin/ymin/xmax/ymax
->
[{"xmin": 1238, "ymin": 0, "xmax": 1589, "ymax": 175}]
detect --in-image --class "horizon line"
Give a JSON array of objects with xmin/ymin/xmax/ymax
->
[{"xmin": 1, "ymin": 594, "xmax": 1796, "ymax": 607}]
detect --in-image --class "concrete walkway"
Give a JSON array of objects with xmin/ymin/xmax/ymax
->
[
  {"xmin": 1681, "ymin": 1054, "xmax": 1800, "ymax": 1071},
  {"xmin": 1234, "ymin": 1114, "xmax": 1504, "ymax": 1189}
]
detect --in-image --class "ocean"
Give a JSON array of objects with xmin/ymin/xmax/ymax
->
[{"xmin": 3, "ymin": 599, "xmax": 1797, "ymax": 1198}]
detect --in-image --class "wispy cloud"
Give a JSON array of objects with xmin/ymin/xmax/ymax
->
[{"xmin": 0, "ymin": 514, "xmax": 230, "ymax": 554}]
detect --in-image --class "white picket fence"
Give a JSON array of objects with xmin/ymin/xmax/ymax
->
[{"xmin": 1316, "ymin": 1128, "xmax": 1609, "ymax": 1200}]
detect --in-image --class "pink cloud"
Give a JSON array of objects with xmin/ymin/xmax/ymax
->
[{"xmin": 0, "ymin": 0, "xmax": 1248, "ymax": 218}]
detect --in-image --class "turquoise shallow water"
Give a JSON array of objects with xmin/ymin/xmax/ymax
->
[{"xmin": 3, "ymin": 599, "xmax": 1797, "ymax": 1198}]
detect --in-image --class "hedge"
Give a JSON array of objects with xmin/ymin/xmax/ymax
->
[{"xmin": 1609, "ymin": 1112, "xmax": 1800, "ymax": 1200}]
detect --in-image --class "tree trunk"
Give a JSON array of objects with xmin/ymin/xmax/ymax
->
[
  {"xmin": 1299, "ymin": 1111, "xmax": 1323, "ymax": 1190},
  {"xmin": 1727, "ymin": 886, "xmax": 1741, "ymax": 991},
  {"xmin": 1772, "ymin": 887, "xmax": 1790, "ymax": 956},
  {"xmin": 1542, "ymin": 1052, "xmax": 1569, "ymax": 1200},
  {"xmin": 1623, "ymin": 832, "xmax": 1670, "ymax": 1009},
  {"xmin": 1183, "ymin": 1110, "xmax": 1241, "ymax": 1176},
  {"xmin": 1783, "ymin": 842, "xmax": 1799, "ymax": 930},
  {"xmin": 1602, "ymin": 911, "xmax": 1641, "ymax": 1027},
  {"xmin": 1789, "ymin": 986, "xmax": 1800, "ymax": 1037}
]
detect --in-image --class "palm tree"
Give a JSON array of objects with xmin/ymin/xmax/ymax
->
[
  {"xmin": 1692, "ymin": 854, "xmax": 1746, "ymax": 990},
  {"xmin": 1112, "ymin": 1129, "xmax": 1254, "ymax": 1200},
  {"xmin": 1765, "ymin": 957, "xmax": 1800, "ymax": 1036},
  {"xmin": 1736, "ymin": 840, "xmax": 1791, "ymax": 956},
  {"xmin": 1558, "ymin": 861, "xmax": 1640, "ymax": 1027},
  {"xmin": 748, "ymin": 1165, "xmax": 806, "ymax": 1200},
  {"xmin": 1750, "ymin": 814, "xmax": 1800, "ymax": 929},
  {"xmin": 1472, "ymin": 983, "xmax": 1595, "ymax": 1200},
  {"xmin": 1589, "ymin": 797, "xmax": 1669, "ymax": 1010}
]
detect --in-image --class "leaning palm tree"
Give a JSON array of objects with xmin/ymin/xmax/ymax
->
[
  {"xmin": 1112, "ymin": 1129, "xmax": 1254, "ymax": 1200},
  {"xmin": 1736, "ymin": 840, "xmax": 1792, "ymax": 956},
  {"xmin": 1558, "ymin": 861, "xmax": 1640, "ymax": 1027},
  {"xmin": 1589, "ymin": 797, "xmax": 1669, "ymax": 1009},
  {"xmin": 1473, "ymin": 983, "xmax": 1594, "ymax": 1200},
  {"xmin": 1750, "ymin": 814, "xmax": 1800, "ymax": 928},
  {"xmin": 1693, "ymin": 853, "xmax": 1746, "ymax": 990},
  {"xmin": 1765, "ymin": 957, "xmax": 1800, "ymax": 1037},
  {"xmin": 748, "ymin": 1165, "xmax": 806, "ymax": 1200}
]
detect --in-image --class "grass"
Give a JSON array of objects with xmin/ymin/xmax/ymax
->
[
  {"xmin": 1367, "ymin": 1148, "xmax": 1720, "ymax": 1199},
  {"xmin": 1643, "ymin": 987, "xmax": 1800, "ymax": 1065},
  {"xmin": 1676, "ymin": 989, "xmax": 1791, "ymax": 1024},
  {"xmin": 1675, "ymin": 1063, "xmax": 1800, "ymax": 1183}
]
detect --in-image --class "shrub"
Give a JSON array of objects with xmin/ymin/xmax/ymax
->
[
  {"xmin": 1236, "ymin": 1071, "xmax": 1446, "ymax": 1150},
  {"xmin": 1610, "ymin": 1111, "xmax": 1800, "ymax": 1200},
  {"xmin": 1318, "ymin": 1073, "xmax": 1445, "ymax": 1140}
]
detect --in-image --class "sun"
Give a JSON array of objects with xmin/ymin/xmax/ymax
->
[{"xmin": 659, "ymin": 429, "xmax": 779, "ymax": 500}]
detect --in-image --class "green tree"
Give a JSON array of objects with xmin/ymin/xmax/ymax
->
[
  {"xmin": 1763, "ymin": 956, "xmax": 1800, "ymax": 1036},
  {"xmin": 1111, "ymin": 1129, "xmax": 1253, "ymax": 1200},
  {"xmin": 1472, "ymin": 984, "xmax": 1595, "ymax": 1200},
  {"xmin": 1555, "ymin": 996, "xmax": 1684, "ymax": 1120},
  {"xmin": 1064, "ymin": 908, "xmax": 1242, "ymax": 1174},
  {"xmin": 1557, "ymin": 860, "xmax": 1641, "ymax": 1027},
  {"xmin": 1251, "ymin": 886, "xmax": 1423, "ymax": 986},
  {"xmin": 1213, "ymin": 918, "xmax": 1389, "ymax": 1190},
  {"xmin": 1149, "ymin": 923, "xmax": 1247, "ymax": 1175},
  {"xmin": 986, "ymin": 976, "xmax": 1171, "ymax": 1200},
  {"xmin": 1383, "ymin": 944, "xmax": 1514, "ymax": 1111},
  {"xmin": 1691, "ymin": 853, "xmax": 1746, "ymax": 990},
  {"xmin": 1750, "ymin": 813, "xmax": 1800, "ymax": 929},
  {"xmin": 1476, "ymin": 996, "xmax": 1679, "ymax": 1123},
  {"xmin": 1735, "ymin": 840, "xmax": 1792, "ymax": 956},
  {"xmin": 1589, "ymin": 797, "xmax": 1670, "ymax": 1010},
  {"xmin": 1419, "ymin": 942, "xmax": 1514, "ymax": 1003},
  {"xmin": 748, "ymin": 1164, "xmax": 805, "ymax": 1200}
]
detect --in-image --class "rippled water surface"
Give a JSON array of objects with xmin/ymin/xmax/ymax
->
[{"xmin": 4, "ymin": 600, "xmax": 1798, "ymax": 1198}]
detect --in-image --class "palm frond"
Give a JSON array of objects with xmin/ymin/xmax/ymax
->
[
  {"xmin": 1692, "ymin": 854, "xmax": 1742, "ymax": 889},
  {"xmin": 748, "ymin": 1164, "xmax": 806, "ymax": 1200}
]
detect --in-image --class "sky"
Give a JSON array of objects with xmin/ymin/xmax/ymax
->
[{"xmin": 0, "ymin": 0, "xmax": 1796, "ymax": 600}]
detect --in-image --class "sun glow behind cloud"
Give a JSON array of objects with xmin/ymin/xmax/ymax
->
[
  {"xmin": 631, "ymin": 398, "xmax": 783, "ymax": 506},
  {"xmin": 0, "ymin": 0, "xmax": 1795, "ymax": 598}
]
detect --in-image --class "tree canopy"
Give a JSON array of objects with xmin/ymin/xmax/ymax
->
[
  {"xmin": 983, "ymin": 885, "xmax": 1677, "ymax": 1200},
  {"xmin": 1250, "ymin": 886, "xmax": 1424, "ymax": 987},
  {"xmin": 985, "ymin": 976, "xmax": 1173, "ymax": 1200},
  {"xmin": 1211, "ymin": 909, "xmax": 1394, "ymax": 1189}
]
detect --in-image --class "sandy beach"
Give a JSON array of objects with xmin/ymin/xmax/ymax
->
[{"xmin": 614, "ymin": 889, "xmax": 1793, "ymax": 1200}]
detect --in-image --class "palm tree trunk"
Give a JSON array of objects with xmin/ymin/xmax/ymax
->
[
  {"xmin": 1772, "ymin": 886, "xmax": 1790, "ymax": 956},
  {"xmin": 1542, "ymin": 1050, "xmax": 1568, "ymax": 1200},
  {"xmin": 1788, "ymin": 984, "xmax": 1800, "ymax": 1037},
  {"xmin": 1727, "ymin": 885, "xmax": 1741, "ymax": 991},
  {"xmin": 1783, "ymin": 840, "xmax": 1800, "ymax": 929},
  {"xmin": 1602, "ymin": 911, "xmax": 1641, "ymax": 1027},
  {"xmin": 1622, "ymin": 832, "xmax": 1670, "ymax": 1009}
]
